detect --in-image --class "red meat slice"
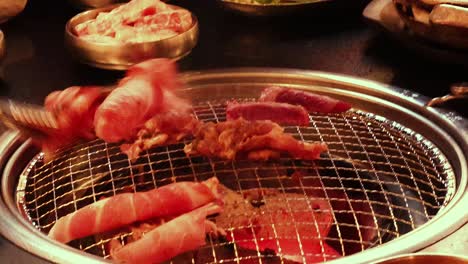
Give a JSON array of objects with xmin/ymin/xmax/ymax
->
[
  {"xmin": 226, "ymin": 101, "xmax": 310, "ymax": 126},
  {"xmin": 48, "ymin": 177, "xmax": 222, "ymax": 243},
  {"xmin": 259, "ymin": 86, "xmax": 351, "ymax": 113},
  {"xmin": 184, "ymin": 118, "xmax": 327, "ymax": 161}
]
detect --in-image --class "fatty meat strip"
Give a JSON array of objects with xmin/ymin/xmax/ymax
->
[
  {"xmin": 184, "ymin": 118, "xmax": 327, "ymax": 161},
  {"xmin": 48, "ymin": 177, "xmax": 222, "ymax": 243},
  {"xmin": 226, "ymin": 101, "xmax": 310, "ymax": 126},
  {"xmin": 259, "ymin": 86, "xmax": 351, "ymax": 113},
  {"xmin": 111, "ymin": 203, "xmax": 223, "ymax": 264}
]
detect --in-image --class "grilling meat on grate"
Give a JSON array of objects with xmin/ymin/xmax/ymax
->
[
  {"xmin": 48, "ymin": 177, "xmax": 222, "ymax": 244},
  {"xmin": 216, "ymin": 185, "xmax": 341, "ymax": 263},
  {"xmin": 259, "ymin": 86, "xmax": 352, "ymax": 113},
  {"xmin": 94, "ymin": 58, "xmax": 189, "ymax": 143},
  {"xmin": 42, "ymin": 58, "xmax": 195, "ymax": 160},
  {"xmin": 184, "ymin": 118, "xmax": 328, "ymax": 161},
  {"xmin": 226, "ymin": 101, "xmax": 310, "ymax": 126}
]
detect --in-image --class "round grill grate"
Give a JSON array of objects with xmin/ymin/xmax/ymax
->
[{"xmin": 17, "ymin": 99, "xmax": 456, "ymax": 263}]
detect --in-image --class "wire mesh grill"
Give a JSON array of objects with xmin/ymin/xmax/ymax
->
[{"xmin": 17, "ymin": 99, "xmax": 455, "ymax": 263}]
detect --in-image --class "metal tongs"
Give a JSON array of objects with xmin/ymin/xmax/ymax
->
[{"xmin": 0, "ymin": 98, "xmax": 59, "ymax": 139}]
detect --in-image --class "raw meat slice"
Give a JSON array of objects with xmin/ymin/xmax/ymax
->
[
  {"xmin": 94, "ymin": 58, "xmax": 183, "ymax": 143},
  {"xmin": 259, "ymin": 86, "xmax": 351, "ymax": 113},
  {"xmin": 184, "ymin": 118, "xmax": 327, "ymax": 161},
  {"xmin": 48, "ymin": 177, "xmax": 222, "ymax": 243},
  {"xmin": 111, "ymin": 203, "xmax": 223, "ymax": 264},
  {"xmin": 226, "ymin": 101, "xmax": 310, "ymax": 126},
  {"xmin": 75, "ymin": 0, "xmax": 192, "ymax": 44}
]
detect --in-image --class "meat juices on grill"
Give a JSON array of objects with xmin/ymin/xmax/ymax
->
[
  {"xmin": 184, "ymin": 118, "xmax": 327, "ymax": 161},
  {"xmin": 216, "ymin": 186, "xmax": 340, "ymax": 263},
  {"xmin": 48, "ymin": 177, "xmax": 222, "ymax": 243},
  {"xmin": 94, "ymin": 58, "xmax": 190, "ymax": 143},
  {"xmin": 111, "ymin": 203, "xmax": 223, "ymax": 264},
  {"xmin": 226, "ymin": 101, "xmax": 310, "ymax": 126},
  {"xmin": 259, "ymin": 86, "xmax": 352, "ymax": 113}
]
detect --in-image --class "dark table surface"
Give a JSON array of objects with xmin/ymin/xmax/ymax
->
[{"xmin": 0, "ymin": 0, "xmax": 466, "ymax": 263}]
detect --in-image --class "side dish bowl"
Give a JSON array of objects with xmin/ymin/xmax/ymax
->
[{"xmin": 64, "ymin": 4, "xmax": 199, "ymax": 70}]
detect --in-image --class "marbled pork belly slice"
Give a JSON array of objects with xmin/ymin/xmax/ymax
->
[
  {"xmin": 48, "ymin": 177, "xmax": 222, "ymax": 243},
  {"xmin": 110, "ymin": 203, "xmax": 223, "ymax": 264}
]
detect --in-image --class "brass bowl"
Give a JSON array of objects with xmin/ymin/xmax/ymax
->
[
  {"xmin": 64, "ymin": 4, "xmax": 199, "ymax": 70},
  {"xmin": 218, "ymin": 0, "xmax": 333, "ymax": 16},
  {"xmin": 374, "ymin": 253, "xmax": 468, "ymax": 264},
  {"xmin": 67, "ymin": 0, "xmax": 128, "ymax": 10}
]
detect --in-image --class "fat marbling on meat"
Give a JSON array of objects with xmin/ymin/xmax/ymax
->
[
  {"xmin": 48, "ymin": 177, "xmax": 222, "ymax": 243},
  {"xmin": 111, "ymin": 203, "xmax": 223, "ymax": 264}
]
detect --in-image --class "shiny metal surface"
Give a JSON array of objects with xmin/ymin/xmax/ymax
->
[
  {"xmin": 373, "ymin": 253, "xmax": 468, "ymax": 264},
  {"xmin": 0, "ymin": 70, "xmax": 467, "ymax": 264},
  {"xmin": 64, "ymin": 4, "xmax": 199, "ymax": 70},
  {"xmin": 218, "ymin": 0, "xmax": 332, "ymax": 16}
]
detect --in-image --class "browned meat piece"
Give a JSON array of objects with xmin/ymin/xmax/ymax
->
[
  {"xmin": 121, "ymin": 111, "xmax": 200, "ymax": 161},
  {"xmin": 184, "ymin": 118, "xmax": 327, "ymax": 161}
]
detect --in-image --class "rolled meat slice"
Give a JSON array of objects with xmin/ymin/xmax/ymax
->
[
  {"xmin": 226, "ymin": 101, "xmax": 310, "ymax": 126},
  {"xmin": 94, "ymin": 58, "xmax": 180, "ymax": 143},
  {"xmin": 48, "ymin": 177, "xmax": 222, "ymax": 243},
  {"xmin": 259, "ymin": 86, "xmax": 352, "ymax": 113},
  {"xmin": 111, "ymin": 203, "xmax": 223, "ymax": 264}
]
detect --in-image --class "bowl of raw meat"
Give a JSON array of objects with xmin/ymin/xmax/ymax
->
[{"xmin": 65, "ymin": 0, "xmax": 199, "ymax": 70}]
